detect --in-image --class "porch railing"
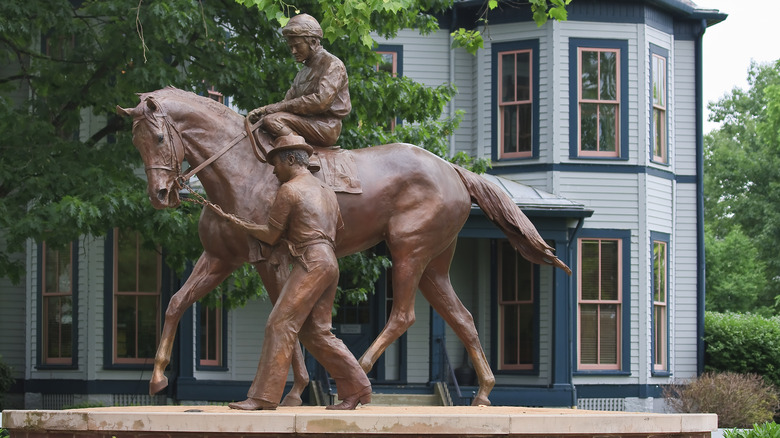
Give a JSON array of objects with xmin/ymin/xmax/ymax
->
[{"xmin": 436, "ymin": 338, "xmax": 473, "ymax": 406}]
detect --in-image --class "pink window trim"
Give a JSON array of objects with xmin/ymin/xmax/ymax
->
[
  {"xmin": 41, "ymin": 242, "xmax": 74, "ymax": 365},
  {"xmin": 577, "ymin": 238, "xmax": 622, "ymax": 370},
  {"xmin": 199, "ymin": 304, "xmax": 222, "ymax": 367},
  {"xmin": 112, "ymin": 229, "xmax": 161, "ymax": 365},
  {"xmin": 577, "ymin": 47, "xmax": 621, "ymax": 157},
  {"xmin": 498, "ymin": 241, "xmax": 534, "ymax": 371},
  {"xmin": 376, "ymin": 51, "xmax": 398, "ymax": 77},
  {"xmin": 498, "ymin": 49, "xmax": 533, "ymax": 159},
  {"xmin": 652, "ymin": 54, "xmax": 667, "ymax": 163},
  {"xmin": 653, "ymin": 240, "xmax": 668, "ymax": 371},
  {"xmin": 376, "ymin": 51, "xmax": 398, "ymax": 131}
]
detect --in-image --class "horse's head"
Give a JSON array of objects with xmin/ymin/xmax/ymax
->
[{"xmin": 117, "ymin": 95, "xmax": 184, "ymax": 209}]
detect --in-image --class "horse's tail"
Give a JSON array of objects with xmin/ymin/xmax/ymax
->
[{"xmin": 452, "ymin": 165, "xmax": 571, "ymax": 275}]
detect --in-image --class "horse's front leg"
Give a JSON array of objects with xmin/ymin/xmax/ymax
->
[
  {"xmin": 253, "ymin": 251, "xmax": 309, "ymax": 406},
  {"xmin": 150, "ymin": 252, "xmax": 237, "ymax": 395}
]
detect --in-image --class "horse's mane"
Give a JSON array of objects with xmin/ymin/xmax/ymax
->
[{"xmin": 139, "ymin": 86, "xmax": 241, "ymax": 120}]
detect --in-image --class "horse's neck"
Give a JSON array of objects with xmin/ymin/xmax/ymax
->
[{"xmin": 181, "ymin": 118, "xmax": 276, "ymax": 214}]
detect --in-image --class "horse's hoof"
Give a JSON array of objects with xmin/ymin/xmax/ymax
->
[
  {"xmin": 471, "ymin": 396, "xmax": 491, "ymax": 406},
  {"xmin": 280, "ymin": 393, "xmax": 302, "ymax": 407},
  {"xmin": 149, "ymin": 376, "xmax": 169, "ymax": 395}
]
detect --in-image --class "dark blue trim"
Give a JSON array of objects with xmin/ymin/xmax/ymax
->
[
  {"xmin": 430, "ymin": 307, "xmax": 446, "ymax": 382},
  {"xmin": 445, "ymin": 1, "xmax": 726, "ymax": 36},
  {"xmin": 375, "ymin": 44, "xmax": 403, "ymax": 77},
  {"xmin": 35, "ymin": 241, "xmax": 79, "ymax": 370},
  {"xmin": 489, "ymin": 240, "xmax": 541, "ymax": 375},
  {"xmin": 491, "ymin": 39, "xmax": 540, "ymax": 162},
  {"xmin": 552, "ymin": 240, "xmax": 575, "ymax": 404},
  {"xmin": 695, "ymin": 20, "xmax": 706, "ymax": 376},
  {"xmin": 649, "ymin": 44, "xmax": 670, "ymax": 165},
  {"xmin": 488, "ymin": 162, "xmax": 696, "ymax": 184},
  {"xmin": 568, "ymin": 38, "xmax": 630, "ymax": 161},
  {"xmin": 194, "ymin": 301, "xmax": 229, "ymax": 372},
  {"xmin": 570, "ymin": 229, "xmax": 632, "ymax": 375},
  {"xmin": 484, "ymin": 385, "xmax": 576, "ymax": 407},
  {"xmin": 650, "ymin": 231, "xmax": 671, "ymax": 376},
  {"xmin": 23, "ymin": 379, "xmax": 158, "ymax": 395},
  {"xmin": 576, "ymin": 383, "xmax": 664, "ymax": 399},
  {"xmin": 103, "ymin": 231, "xmax": 114, "ymax": 369}
]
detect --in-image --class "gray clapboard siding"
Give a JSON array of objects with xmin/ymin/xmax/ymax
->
[
  {"xmin": 407, "ymin": 289, "xmax": 431, "ymax": 384},
  {"xmin": 647, "ymin": 176, "xmax": 673, "ymax": 230},
  {"xmin": 672, "ymin": 184, "xmax": 699, "ymax": 379},
  {"xmin": 673, "ymin": 40, "xmax": 697, "ymax": 176}
]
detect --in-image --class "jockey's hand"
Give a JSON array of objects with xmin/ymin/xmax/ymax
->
[
  {"xmin": 248, "ymin": 103, "xmax": 283, "ymax": 123},
  {"xmin": 247, "ymin": 107, "xmax": 265, "ymax": 123}
]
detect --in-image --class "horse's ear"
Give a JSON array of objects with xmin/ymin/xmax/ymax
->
[
  {"xmin": 146, "ymin": 98, "xmax": 158, "ymax": 112},
  {"xmin": 116, "ymin": 105, "xmax": 134, "ymax": 118}
]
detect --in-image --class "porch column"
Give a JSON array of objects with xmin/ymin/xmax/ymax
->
[{"xmin": 551, "ymin": 239, "xmax": 576, "ymax": 406}]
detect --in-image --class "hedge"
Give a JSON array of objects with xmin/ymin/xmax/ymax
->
[{"xmin": 705, "ymin": 311, "xmax": 780, "ymax": 388}]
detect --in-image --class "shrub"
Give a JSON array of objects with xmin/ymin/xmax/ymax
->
[
  {"xmin": 724, "ymin": 422, "xmax": 780, "ymax": 438},
  {"xmin": 664, "ymin": 372, "xmax": 780, "ymax": 428},
  {"xmin": 0, "ymin": 355, "xmax": 14, "ymax": 410},
  {"xmin": 705, "ymin": 311, "xmax": 780, "ymax": 388}
]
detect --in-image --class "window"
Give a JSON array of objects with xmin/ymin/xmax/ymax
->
[
  {"xmin": 569, "ymin": 39, "xmax": 628, "ymax": 159},
  {"xmin": 198, "ymin": 302, "xmax": 223, "ymax": 368},
  {"xmin": 207, "ymin": 85, "xmax": 224, "ymax": 104},
  {"xmin": 652, "ymin": 234, "xmax": 669, "ymax": 373},
  {"xmin": 578, "ymin": 238, "xmax": 622, "ymax": 370},
  {"xmin": 375, "ymin": 45, "xmax": 402, "ymax": 132},
  {"xmin": 650, "ymin": 45, "xmax": 668, "ymax": 163},
  {"xmin": 376, "ymin": 51, "xmax": 398, "ymax": 77},
  {"xmin": 113, "ymin": 229, "xmax": 160, "ymax": 364},
  {"xmin": 493, "ymin": 40, "xmax": 539, "ymax": 161},
  {"xmin": 499, "ymin": 50, "xmax": 533, "ymax": 158},
  {"xmin": 497, "ymin": 240, "xmax": 535, "ymax": 370},
  {"xmin": 40, "ymin": 242, "xmax": 75, "ymax": 366}
]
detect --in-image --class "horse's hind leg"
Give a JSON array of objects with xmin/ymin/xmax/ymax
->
[
  {"xmin": 151, "ymin": 252, "xmax": 237, "ymax": 395},
  {"xmin": 357, "ymin": 251, "xmax": 425, "ymax": 374},
  {"xmin": 253, "ymin": 257, "xmax": 308, "ymax": 406},
  {"xmin": 418, "ymin": 240, "xmax": 495, "ymax": 406}
]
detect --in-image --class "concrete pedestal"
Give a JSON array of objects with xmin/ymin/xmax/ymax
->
[{"xmin": 2, "ymin": 405, "xmax": 717, "ymax": 438}]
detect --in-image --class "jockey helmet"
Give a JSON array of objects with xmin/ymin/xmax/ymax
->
[{"xmin": 282, "ymin": 14, "xmax": 323, "ymax": 39}]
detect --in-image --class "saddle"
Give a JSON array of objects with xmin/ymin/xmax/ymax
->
[{"xmin": 246, "ymin": 117, "xmax": 362, "ymax": 195}]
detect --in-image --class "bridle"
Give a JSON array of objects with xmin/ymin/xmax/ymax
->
[
  {"xmin": 133, "ymin": 97, "xmax": 256, "ymax": 227},
  {"xmin": 134, "ymin": 97, "xmax": 248, "ymax": 189}
]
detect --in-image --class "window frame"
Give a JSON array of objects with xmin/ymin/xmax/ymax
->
[
  {"xmin": 37, "ymin": 241, "xmax": 78, "ymax": 369},
  {"xmin": 492, "ymin": 40, "xmax": 540, "ymax": 162},
  {"xmin": 196, "ymin": 300, "xmax": 228, "ymax": 370},
  {"xmin": 375, "ymin": 45, "xmax": 403, "ymax": 132},
  {"xmin": 651, "ymin": 231, "xmax": 671, "ymax": 375},
  {"xmin": 649, "ymin": 44, "xmax": 669, "ymax": 165},
  {"xmin": 496, "ymin": 240, "xmax": 538, "ymax": 372},
  {"xmin": 105, "ymin": 229, "xmax": 162, "ymax": 368},
  {"xmin": 573, "ymin": 230, "xmax": 631, "ymax": 374},
  {"xmin": 569, "ymin": 39, "xmax": 629, "ymax": 161}
]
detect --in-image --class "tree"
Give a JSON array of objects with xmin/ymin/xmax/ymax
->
[
  {"xmin": 704, "ymin": 225, "xmax": 769, "ymax": 314},
  {"xmin": 704, "ymin": 60, "xmax": 780, "ymax": 312},
  {"xmin": 0, "ymin": 0, "xmax": 566, "ymax": 305}
]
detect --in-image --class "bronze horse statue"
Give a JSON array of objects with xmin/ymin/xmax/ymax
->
[{"xmin": 117, "ymin": 86, "xmax": 569, "ymax": 406}]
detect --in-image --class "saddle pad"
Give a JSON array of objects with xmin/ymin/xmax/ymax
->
[{"xmin": 314, "ymin": 147, "xmax": 362, "ymax": 194}]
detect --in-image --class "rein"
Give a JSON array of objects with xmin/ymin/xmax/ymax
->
[{"xmin": 136, "ymin": 100, "xmax": 259, "ymax": 227}]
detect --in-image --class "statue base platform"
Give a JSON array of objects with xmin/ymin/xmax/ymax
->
[{"xmin": 2, "ymin": 405, "xmax": 717, "ymax": 437}]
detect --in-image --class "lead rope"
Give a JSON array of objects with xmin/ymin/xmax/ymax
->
[{"xmin": 176, "ymin": 177, "xmax": 262, "ymax": 229}]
